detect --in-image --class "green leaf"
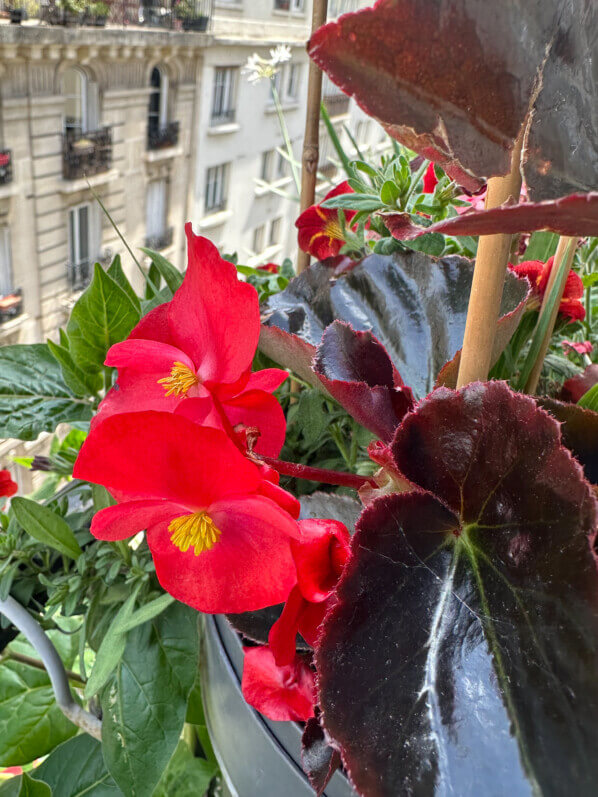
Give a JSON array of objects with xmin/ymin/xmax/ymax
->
[
  {"xmin": 402, "ymin": 232, "xmax": 446, "ymax": 257},
  {"xmin": 322, "ymin": 193, "xmax": 383, "ymax": 212},
  {"xmin": 107, "ymin": 254, "xmax": 141, "ymax": 313},
  {"xmin": 84, "ymin": 585, "xmax": 141, "ymax": 699},
  {"xmin": 153, "ymin": 740, "xmax": 217, "ymax": 797},
  {"xmin": 0, "ymin": 774, "xmax": 52, "ymax": 797},
  {"xmin": 578, "ymin": 383, "xmax": 598, "ymax": 411},
  {"xmin": 380, "ymin": 179, "xmax": 400, "ymax": 207},
  {"xmin": 34, "ymin": 735, "xmax": 120, "ymax": 797},
  {"xmin": 139, "ymin": 247, "xmax": 183, "ymax": 294},
  {"xmin": 140, "ymin": 286, "xmax": 172, "ymax": 317},
  {"xmin": 116, "ymin": 594, "xmax": 175, "ymax": 634},
  {"xmin": 66, "ymin": 264, "xmax": 140, "ymax": 373},
  {"xmin": 11, "ymin": 498, "xmax": 82, "ymax": 560},
  {"xmin": 0, "ymin": 345, "xmax": 93, "ymax": 441},
  {"xmin": 524, "ymin": 230, "xmax": 559, "ymax": 262},
  {"xmin": 100, "ymin": 602, "xmax": 200, "ymax": 797},
  {"xmin": 0, "ymin": 659, "xmax": 76, "ymax": 766},
  {"xmin": 582, "ymin": 272, "xmax": 598, "ymax": 288},
  {"xmin": 47, "ymin": 340, "xmax": 101, "ymax": 398}
]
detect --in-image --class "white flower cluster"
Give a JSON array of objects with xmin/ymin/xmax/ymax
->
[{"xmin": 242, "ymin": 45, "xmax": 292, "ymax": 84}]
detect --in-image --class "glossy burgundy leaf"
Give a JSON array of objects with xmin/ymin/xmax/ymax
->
[
  {"xmin": 261, "ymin": 253, "xmax": 530, "ymax": 399},
  {"xmin": 539, "ymin": 397, "xmax": 598, "ymax": 486},
  {"xmin": 302, "ymin": 716, "xmax": 341, "ymax": 797},
  {"xmin": 313, "ymin": 321, "xmax": 414, "ymax": 442},
  {"xmin": 309, "ymin": 0, "xmax": 598, "ymax": 200},
  {"xmin": 385, "ymin": 193, "xmax": 598, "ymax": 241},
  {"xmin": 317, "ymin": 382, "xmax": 598, "ymax": 796},
  {"xmin": 560, "ymin": 365, "xmax": 598, "ymax": 404}
]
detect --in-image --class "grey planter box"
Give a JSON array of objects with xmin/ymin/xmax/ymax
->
[{"xmin": 201, "ymin": 614, "xmax": 356, "ymax": 797}]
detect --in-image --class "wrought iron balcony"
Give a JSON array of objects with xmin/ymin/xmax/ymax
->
[
  {"xmin": 145, "ymin": 227, "xmax": 174, "ymax": 251},
  {"xmin": 0, "ymin": 288, "xmax": 23, "ymax": 323},
  {"xmin": 323, "ymin": 93, "xmax": 350, "ymax": 118},
  {"xmin": 148, "ymin": 121, "xmax": 180, "ymax": 150},
  {"xmin": 0, "ymin": 150, "xmax": 13, "ymax": 186},
  {"xmin": 62, "ymin": 128, "xmax": 112, "ymax": 181},
  {"xmin": 67, "ymin": 261, "xmax": 92, "ymax": 292}
]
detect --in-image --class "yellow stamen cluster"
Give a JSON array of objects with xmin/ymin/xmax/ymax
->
[
  {"xmin": 169, "ymin": 512, "xmax": 221, "ymax": 556},
  {"xmin": 157, "ymin": 361, "xmax": 199, "ymax": 397}
]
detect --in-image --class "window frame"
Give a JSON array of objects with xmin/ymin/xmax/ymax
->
[
  {"xmin": 0, "ymin": 226, "xmax": 13, "ymax": 297},
  {"xmin": 211, "ymin": 66, "xmax": 237, "ymax": 125},
  {"xmin": 204, "ymin": 163, "xmax": 229, "ymax": 213}
]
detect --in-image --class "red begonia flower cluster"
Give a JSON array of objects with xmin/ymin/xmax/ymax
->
[
  {"xmin": 0, "ymin": 469, "xmax": 18, "ymax": 500},
  {"xmin": 241, "ymin": 518, "xmax": 351, "ymax": 721},
  {"xmin": 295, "ymin": 181, "xmax": 357, "ymax": 260},
  {"xmin": 510, "ymin": 256, "xmax": 585, "ymax": 322},
  {"xmin": 74, "ymin": 225, "xmax": 303, "ymax": 614}
]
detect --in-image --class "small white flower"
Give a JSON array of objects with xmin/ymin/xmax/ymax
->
[{"xmin": 270, "ymin": 44, "xmax": 292, "ymax": 65}]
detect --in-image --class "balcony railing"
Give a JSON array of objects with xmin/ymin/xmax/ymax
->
[
  {"xmin": 145, "ymin": 227, "xmax": 174, "ymax": 251},
  {"xmin": 0, "ymin": 288, "xmax": 23, "ymax": 324},
  {"xmin": 148, "ymin": 121, "xmax": 180, "ymax": 150},
  {"xmin": 19, "ymin": 0, "xmax": 215, "ymax": 28},
  {"xmin": 68, "ymin": 261, "xmax": 92, "ymax": 292},
  {"xmin": 323, "ymin": 94, "xmax": 350, "ymax": 117},
  {"xmin": 63, "ymin": 128, "xmax": 112, "ymax": 181},
  {"xmin": 0, "ymin": 150, "xmax": 13, "ymax": 186}
]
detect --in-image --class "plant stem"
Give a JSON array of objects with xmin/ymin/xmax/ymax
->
[
  {"xmin": 523, "ymin": 236, "xmax": 578, "ymax": 394},
  {"xmin": 2, "ymin": 650, "xmax": 86, "ymax": 687},
  {"xmin": 255, "ymin": 455, "xmax": 375, "ymax": 490},
  {"xmin": 271, "ymin": 82, "xmax": 301, "ymax": 195},
  {"xmin": 296, "ymin": 0, "xmax": 329, "ymax": 274},
  {"xmin": 456, "ymin": 135, "xmax": 524, "ymax": 387},
  {"xmin": 402, "ymin": 158, "xmax": 429, "ymax": 210}
]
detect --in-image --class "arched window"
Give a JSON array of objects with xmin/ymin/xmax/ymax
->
[
  {"xmin": 148, "ymin": 66, "xmax": 169, "ymax": 139},
  {"xmin": 63, "ymin": 67, "xmax": 98, "ymax": 134}
]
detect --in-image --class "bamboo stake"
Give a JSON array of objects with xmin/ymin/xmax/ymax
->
[
  {"xmin": 524, "ymin": 236, "xmax": 578, "ymax": 394},
  {"xmin": 296, "ymin": 0, "xmax": 328, "ymax": 274},
  {"xmin": 456, "ymin": 136, "xmax": 524, "ymax": 387}
]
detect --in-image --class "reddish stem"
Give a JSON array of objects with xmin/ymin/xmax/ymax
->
[{"xmin": 256, "ymin": 455, "xmax": 375, "ymax": 490}]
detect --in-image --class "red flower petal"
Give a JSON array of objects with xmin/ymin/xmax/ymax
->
[
  {"xmin": 422, "ymin": 162, "xmax": 438, "ymax": 194},
  {"xmin": 0, "ymin": 470, "xmax": 17, "ymax": 498},
  {"xmin": 91, "ymin": 500, "xmax": 185, "ymax": 540},
  {"xmin": 293, "ymin": 519, "xmax": 351, "ymax": 603},
  {"xmin": 242, "ymin": 646, "xmax": 316, "ymax": 722},
  {"xmin": 296, "ymin": 181, "xmax": 356, "ymax": 260},
  {"xmin": 269, "ymin": 584, "xmax": 305, "ymax": 666},
  {"xmin": 74, "ymin": 411, "xmax": 261, "ymax": 508},
  {"xmin": 129, "ymin": 301, "xmax": 174, "ymax": 346},
  {"xmin": 105, "ymin": 339, "xmax": 195, "ymax": 373},
  {"xmin": 244, "ymin": 368, "xmax": 289, "ymax": 393},
  {"xmin": 222, "ymin": 390, "xmax": 287, "ymax": 457},
  {"xmin": 147, "ymin": 496, "xmax": 298, "ymax": 613},
  {"xmin": 169, "ymin": 225, "xmax": 260, "ymax": 384}
]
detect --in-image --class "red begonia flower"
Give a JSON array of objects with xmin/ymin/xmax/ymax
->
[
  {"xmin": 242, "ymin": 646, "xmax": 316, "ymax": 722},
  {"xmin": 73, "ymin": 411, "xmax": 299, "ymax": 614},
  {"xmin": 0, "ymin": 470, "xmax": 17, "ymax": 499},
  {"xmin": 296, "ymin": 181, "xmax": 356, "ymax": 260},
  {"xmin": 269, "ymin": 519, "xmax": 351, "ymax": 666},
  {"xmin": 422, "ymin": 162, "xmax": 438, "ymax": 194},
  {"xmin": 94, "ymin": 224, "xmax": 288, "ymax": 456},
  {"xmin": 257, "ymin": 262, "xmax": 280, "ymax": 274},
  {"xmin": 510, "ymin": 256, "xmax": 585, "ymax": 322},
  {"xmin": 563, "ymin": 340, "xmax": 593, "ymax": 356}
]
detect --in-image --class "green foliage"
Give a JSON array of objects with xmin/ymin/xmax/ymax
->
[
  {"xmin": 0, "ymin": 655, "xmax": 76, "ymax": 766},
  {"xmin": 100, "ymin": 602, "xmax": 200, "ymax": 797},
  {"xmin": 65, "ymin": 263, "xmax": 140, "ymax": 374},
  {"xmin": 34, "ymin": 733, "xmax": 120, "ymax": 796},
  {"xmin": 140, "ymin": 247, "xmax": 184, "ymax": 294},
  {"xmin": 154, "ymin": 740, "xmax": 218, "ymax": 797},
  {"xmin": 236, "ymin": 258, "xmax": 294, "ymax": 301},
  {"xmin": 0, "ymin": 345, "xmax": 93, "ymax": 441},
  {"xmin": 0, "ymin": 774, "xmax": 51, "ymax": 797},
  {"xmin": 11, "ymin": 498, "xmax": 83, "ymax": 560}
]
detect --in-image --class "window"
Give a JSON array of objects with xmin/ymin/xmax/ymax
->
[
  {"xmin": 68, "ymin": 204, "xmax": 91, "ymax": 291},
  {"xmin": 0, "ymin": 227, "xmax": 13, "ymax": 296},
  {"xmin": 211, "ymin": 67, "xmax": 237, "ymax": 125},
  {"xmin": 276, "ymin": 150, "xmax": 287, "ymax": 178},
  {"xmin": 253, "ymin": 224, "xmax": 266, "ymax": 254},
  {"xmin": 274, "ymin": 0, "xmax": 304, "ymax": 9},
  {"xmin": 205, "ymin": 163, "xmax": 229, "ymax": 212},
  {"xmin": 146, "ymin": 180, "xmax": 167, "ymax": 244},
  {"xmin": 286, "ymin": 64, "xmax": 301, "ymax": 100},
  {"xmin": 260, "ymin": 150, "xmax": 274, "ymax": 182},
  {"xmin": 269, "ymin": 217, "xmax": 282, "ymax": 247},
  {"xmin": 63, "ymin": 67, "xmax": 98, "ymax": 134},
  {"xmin": 148, "ymin": 66, "xmax": 169, "ymax": 138}
]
